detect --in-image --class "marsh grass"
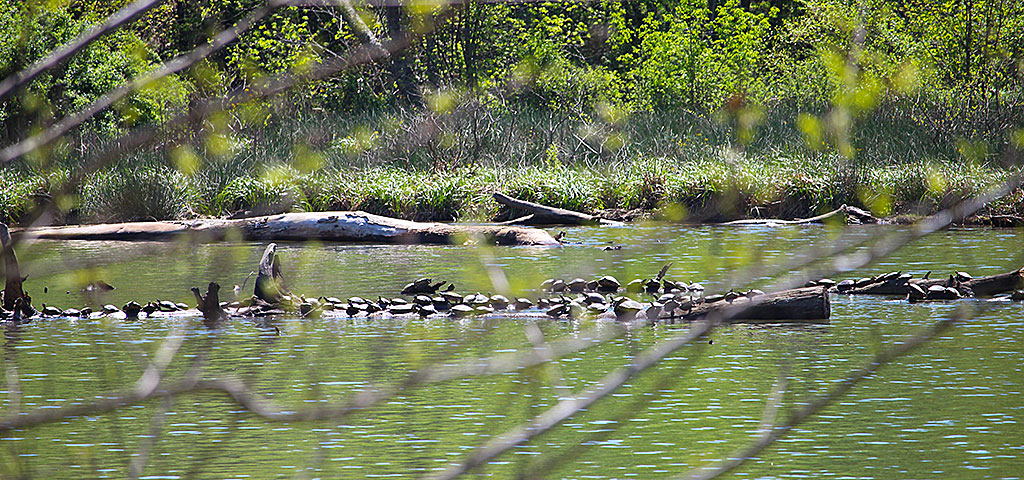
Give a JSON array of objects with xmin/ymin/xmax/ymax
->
[{"xmin": 4, "ymin": 101, "xmax": 1021, "ymax": 225}]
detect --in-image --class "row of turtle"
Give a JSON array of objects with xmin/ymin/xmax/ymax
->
[{"xmin": 539, "ymin": 275, "xmax": 705, "ymax": 296}]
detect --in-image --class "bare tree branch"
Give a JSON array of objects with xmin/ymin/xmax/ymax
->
[
  {"xmin": 0, "ymin": 323, "xmax": 622, "ymax": 432},
  {"xmin": 681, "ymin": 312, "xmax": 962, "ymax": 480},
  {"xmin": 419, "ymin": 316, "xmax": 721, "ymax": 480}
]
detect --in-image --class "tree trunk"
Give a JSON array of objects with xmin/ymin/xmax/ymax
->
[
  {"xmin": 1, "ymin": 223, "xmax": 28, "ymax": 312},
  {"xmin": 191, "ymin": 282, "xmax": 228, "ymax": 327},
  {"xmin": 385, "ymin": 6, "xmax": 421, "ymax": 104}
]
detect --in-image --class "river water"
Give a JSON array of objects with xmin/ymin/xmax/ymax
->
[{"xmin": 2, "ymin": 224, "xmax": 1022, "ymax": 479}]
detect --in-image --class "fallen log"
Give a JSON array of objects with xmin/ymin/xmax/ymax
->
[
  {"xmin": 17, "ymin": 211, "xmax": 561, "ymax": 246},
  {"xmin": 493, "ymin": 193, "xmax": 622, "ymax": 226},
  {"xmin": 722, "ymin": 205, "xmax": 880, "ymax": 226},
  {"xmin": 663, "ymin": 286, "xmax": 830, "ymax": 323},
  {"xmin": 843, "ymin": 268, "xmax": 1023, "ymax": 297}
]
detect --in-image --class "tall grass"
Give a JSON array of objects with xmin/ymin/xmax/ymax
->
[{"xmin": 3, "ymin": 101, "xmax": 1021, "ymax": 225}]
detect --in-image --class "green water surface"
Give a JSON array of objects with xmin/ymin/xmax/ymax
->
[{"xmin": 2, "ymin": 224, "xmax": 1022, "ymax": 479}]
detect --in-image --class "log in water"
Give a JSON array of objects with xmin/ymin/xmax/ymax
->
[
  {"xmin": 664, "ymin": 286, "xmax": 830, "ymax": 324},
  {"xmin": 17, "ymin": 211, "xmax": 561, "ymax": 246}
]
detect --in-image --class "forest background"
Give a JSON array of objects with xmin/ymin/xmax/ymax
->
[{"xmin": 1, "ymin": 0, "xmax": 1023, "ymax": 225}]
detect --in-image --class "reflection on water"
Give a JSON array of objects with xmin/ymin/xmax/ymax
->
[{"xmin": 2, "ymin": 224, "xmax": 1023, "ymax": 479}]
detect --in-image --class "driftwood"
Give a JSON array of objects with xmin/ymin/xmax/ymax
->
[
  {"xmin": 664, "ymin": 286, "xmax": 830, "ymax": 323},
  {"xmin": 845, "ymin": 268, "xmax": 1023, "ymax": 297},
  {"xmin": 1, "ymin": 222, "xmax": 29, "ymax": 312},
  {"xmin": 722, "ymin": 205, "xmax": 879, "ymax": 226},
  {"xmin": 18, "ymin": 211, "xmax": 561, "ymax": 246},
  {"xmin": 493, "ymin": 193, "xmax": 622, "ymax": 226},
  {"xmin": 254, "ymin": 243, "xmax": 290, "ymax": 303},
  {"xmin": 191, "ymin": 282, "xmax": 228, "ymax": 327}
]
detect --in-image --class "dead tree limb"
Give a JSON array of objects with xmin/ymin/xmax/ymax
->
[
  {"xmin": 254, "ymin": 244, "xmax": 290, "ymax": 304},
  {"xmin": 191, "ymin": 282, "xmax": 229, "ymax": 327},
  {"xmin": 722, "ymin": 205, "xmax": 880, "ymax": 226},
  {"xmin": 1, "ymin": 222, "xmax": 29, "ymax": 312},
  {"xmin": 493, "ymin": 192, "xmax": 622, "ymax": 226}
]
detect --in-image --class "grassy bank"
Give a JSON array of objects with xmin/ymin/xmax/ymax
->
[{"xmin": 2, "ymin": 104, "xmax": 1022, "ymax": 226}]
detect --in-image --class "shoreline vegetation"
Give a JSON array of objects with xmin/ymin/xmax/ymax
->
[
  {"xmin": 2, "ymin": 0, "xmax": 1022, "ymax": 228},
  {"xmin": 3, "ymin": 106, "xmax": 1023, "ymax": 228}
]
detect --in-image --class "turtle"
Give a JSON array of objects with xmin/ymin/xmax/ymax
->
[
  {"xmin": 643, "ymin": 279, "xmax": 660, "ymax": 294},
  {"xmin": 954, "ymin": 271, "xmax": 973, "ymax": 283},
  {"xmin": 746, "ymin": 289, "xmax": 766, "ymax": 297},
  {"xmin": 401, "ymin": 278, "xmax": 446, "ymax": 295},
  {"xmin": 586, "ymin": 303, "xmax": 608, "ymax": 315},
  {"xmin": 450, "ymin": 304, "xmax": 475, "ymax": 318},
  {"xmin": 567, "ymin": 278, "xmax": 588, "ymax": 293},
  {"xmin": 645, "ymin": 302, "xmax": 663, "ymax": 321},
  {"xmin": 613, "ymin": 299, "xmax": 643, "ymax": 321},
  {"xmin": 514, "ymin": 298, "xmax": 534, "ymax": 310},
  {"xmin": 540, "ymin": 279, "xmax": 556, "ymax": 291},
  {"xmin": 704, "ymin": 294, "xmax": 725, "ymax": 303},
  {"xmin": 41, "ymin": 305, "xmax": 63, "ymax": 317},
  {"xmin": 723, "ymin": 290, "xmax": 741, "ymax": 302},
  {"xmin": 546, "ymin": 303, "xmax": 568, "ymax": 318},
  {"xmin": 817, "ymin": 278, "xmax": 837, "ymax": 287},
  {"xmin": 441, "ymin": 291, "xmax": 463, "ymax": 304},
  {"xmin": 413, "ymin": 295, "xmax": 433, "ymax": 306},
  {"xmin": 551, "ymin": 280, "xmax": 567, "ymax": 293},
  {"xmin": 389, "ymin": 303, "xmax": 416, "ymax": 315},
  {"xmin": 596, "ymin": 275, "xmax": 621, "ymax": 292},
  {"xmin": 489, "ymin": 295, "xmax": 510, "ymax": 309},
  {"xmin": 123, "ymin": 301, "xmax": 142, "ymax": 318},
  {"xmin": 63, "ymin": 308, "xmax": 81, "ymax": 317},
  {"xmin": 157, "ymin": 300, "xmax": 178, "ymax": 312},
  {"xmin": 835, "ymin": 279, "xmax": 856, "ymax": 292},
  {"xmin": 625, "ymin": 279, "xmax": 644, "ymax": 293},
  {"xmin": 583, "ymin": 292, "xmax": 605, "ymax": 305},
  {"xmin": 907, "ymin": 283, "xmax": 927, "ymax": 301},
  {"xmin": 854, "ymin": 277, "xmax": 874, "ymax": 288},
  {"xmin": 101, "ymin": 304, "xmax": 120, "ymax": 315},
  {"xmin": 432, "ymin": 296, "xmax": 452, "ymax": 311}
]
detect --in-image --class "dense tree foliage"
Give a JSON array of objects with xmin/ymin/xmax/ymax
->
[{"xmin": 2, "ymin": 0, "xmax": 1021, "ymax": 132}]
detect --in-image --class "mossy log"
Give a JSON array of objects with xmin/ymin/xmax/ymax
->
[
  {"xmin": 666, "ymin": 286, "xmax": 830, "ymax": 323},
  {"xmin": 493, "ymin": 192, "xmax": 622, "ymax": 226},
  {"xmin": 18, "ymin": 211, "xmax": 561, "ymax": 246}
]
